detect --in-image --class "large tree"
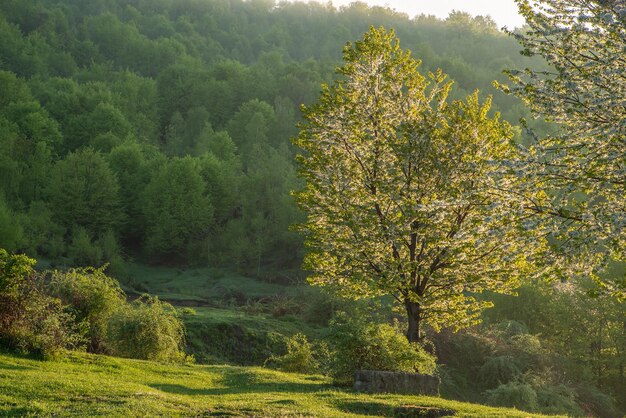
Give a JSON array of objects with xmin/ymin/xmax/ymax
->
[
  {"xmin": 502, "ymin": 0, "xmax": 626, "ymax": 299},
  {"xmin": 48, "ymin": 148, "xmax": 123, "ymax": 237},
  {"xmin": 142, "ymin": 156, "xmax": 213, "ymax": 263},
  {"xmin": 295, "ymin": 27, "xmax": 544, "ymax": 343}
]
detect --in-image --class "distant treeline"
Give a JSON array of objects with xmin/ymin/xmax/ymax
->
[{"xmin": 0, "ymin": 0, "xmax": 541, "ymax": 270}]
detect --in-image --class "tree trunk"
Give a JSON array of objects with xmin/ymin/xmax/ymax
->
[{"xmin": 405, "ymin": 299, "xmax": 423, "ymax": 344}]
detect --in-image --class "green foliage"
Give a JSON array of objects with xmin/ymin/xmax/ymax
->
[
  {"xmin": 479, "ymin": 356, "xmax": 522, "ymax": 389},
  {"xmin": 575, "ymin": 385, "xmax": 622, "ymax": 418},
  {"xmin": 324, "ymin": 313, "xmax": 436, "ymax": 384},
  {"xmin": 142, "ymin": 156, "xmax": 213, "ymax": 263},
  {"xmin": 6, "ymin": 290, "xmax": 86, "ymax": 359},
  {"xmin": 0, "ymin": 248, "xmax": 35, "ymax": 297},
  {"xmin": 1, "ymin": 250, "xmax": 190, "ymax": 363},
  {"xmin": 265, "ymin": 332, "xmax": 319, "ymax": 374},
  {"xmin": 65, "ymin": 102, "xmax": 131, "ymax": 152},
  {"xmin": 20, "ymin": 201, "xmax": 65, "ymax": 259},
  {"xmin": 0, "ymin": 249, "xmax": 84, "ymax": 357},
  {"xmin": 48, "ymin": 266, "xmax": 125, "ymax": 353},
  {"xmin": 486, "ymin": 381, "xmax": 538, "ymax": 412},
  {"xmin": 107, "ymin": 295, "xmax": 188, "ymax": 363},
  {"xmin": 295, "ymin": 26, "xmax": 544, "ymax": 342},
  {"xmin": 535, "ymin": 384, "xmax": 582, "ymax": 417},
  {"xmin": 503, "ymin": 0, "xmax": 626, "ymax": 299},
  {"xmin": 0, "ymin": 198, "xmax": 23, "ymax": 252},
  {"xmin": 484, "ymin": 279, "xmax": 625, "ymax": 411},
  {"xmin": 0, "ymin": 1, "xmax": 621, "ymax": 413},
  {"xmin": 0, "ymin": 0, "xmax": 545, "ymax": 273},
  {"xmin": 48, "ymin": 148, "xmax": 124, "ymax": 237},
  {"xmin": 67, "ymin": 227, "xmax": 103, "ymax": 267}
]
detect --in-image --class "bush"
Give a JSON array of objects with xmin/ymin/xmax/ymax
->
[
  {"xmin": 265, "ymin": 333, "xmax": 320, "ymax": 373},
  {"xmin": 486, "ymin": 381, "xmax": 538, "ymax": 412},
  {"xmin": 0, "ymin": 249, "xmax": 85, "ymax": 357},
  {"xmin": 536, "ymin": 384, "xmax": 584, "ymax": 416},
  {"xmin": 67, "ymin": 227, "xmax": 103, "ymax": 267},
  {"xmin": 107, "ymin": 295, "xmax": 189, "ymax": 363},
  {"xmin": 479, "ymin": 356, "xmax": 521, "ymax": 388},
  {"xmin": 575, "ymin": 385, "xmax": 621, "ymax": 418},
  {"xmin": 324, "ymin": 313, "xmax": 436, "ymax": 384},
  {"xmin": 1, "ymin": 250, "xmax": 191, "ymax": 363},
  {"xmin": 496, "ymin": 320, "xmax": 528, "ymax": 337},
  {"xmin": 8, "ymin": 291, "xmax": 86, "ymax": 358},
  {"xmin": 48, "ymin": 266, "xmax": 125, "ymax": 353}
]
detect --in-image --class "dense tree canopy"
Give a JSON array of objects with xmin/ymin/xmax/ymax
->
[
  {"xmin": 295, "ymin": 27, "xmax": 544, "ymax": 343},
  {"xmin": 0, "ymin": 0, "xmax": 541, "ymax": 270}
]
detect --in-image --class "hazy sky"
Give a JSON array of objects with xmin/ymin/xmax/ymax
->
[{"xmin": 326, "ymin": 0, "xmax": 526, "ymax": 29}]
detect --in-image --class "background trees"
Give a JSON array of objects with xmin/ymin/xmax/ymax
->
[
  {"xmin": 295, "ymin": 27, "xmax": 544, "ymax": 343},
  {"xmin": 48, "ymin": 148, "xmax": 123, "ymax": 238},
  {"xmin": 142, "ymin": 157, "xmax": 213, "ymax": 263},
  {"xmin": 0, "ymin": 0, "xmax": 544, "ymax": 270}
]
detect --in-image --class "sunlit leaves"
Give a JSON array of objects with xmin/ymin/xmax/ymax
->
[
  {"xmin": 504, "ymin": 0, "xmax": 626, "ymax": 299},
  {"xmin": 295, "ymin": 27, "xmax": 546, "ymax": 340}
]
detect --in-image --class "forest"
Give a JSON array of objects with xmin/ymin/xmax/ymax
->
[
  {"xmin": 0, "ymin": 0, "xmax": 624, "ymax": 417},
  {"xmin": 0, "ymin": 0, "xmax": 545, "ymax": 270}
]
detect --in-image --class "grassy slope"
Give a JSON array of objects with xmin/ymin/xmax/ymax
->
[
  {"xmin": 122, "ymin": 264, "xmax": 296, "ymax": 304},
  {"xmin": 182, "ymin": 307, "xmax": 319, "ymax": 364},
  {"xmin": 0, "ymin": 352, "xmax": 561, "ymax": 417},
  {"xmin": 122, "ymin": 263, "xmax": 322, "ymax": 364}
]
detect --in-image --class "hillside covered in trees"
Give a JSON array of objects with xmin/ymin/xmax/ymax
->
[
  {"xmin": 0, "ymin": 1, "xmax": 624, "ymax": 417},
  {"xmin": 0, "ymin": 0, "xmax": 543, "ymax": 272}
]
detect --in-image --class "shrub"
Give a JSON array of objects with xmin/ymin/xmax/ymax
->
[
  {"xmin": 496, "ymin": 320, "xmax": 528, "ymax": 337},
  {"xmin": 97, "ymin": 229, "xmax": 125, "ymax": 276},
  {"xmin": 486, "ymin": 381, "xmax": 538, "ymax": 412},
  {"xmin": 0, "ymin": 249, "xmax": 34, "ymax": 297},
  {"xmin": 265, "ymin": 333, "xmax": 319, "ymax": 373},
  {"xmin": 107, "ymin": 295, "xmax": 189, "ymax": 363},
  {"xmin": 479, "ymin": 356, "xmax": 521, "ymax": 388},
  {"xmin": 536, "ymin": 384, "xmax": 584, "ymax": 416},
  {"xmin": 0, "ymin": 249, "xmax": 85, "ymax": 357},
  {"xmin": 325, "ymin": 313, "xmax": 436, "ymax": 384},
  {"xmin": 0, "ymin": 200, "xmax": 24, "ymax": 252},
  {"xmin": 48, "ymin": 266, "xmax": 125, "ymax": 353},
  {"xmin": 67, "ymin": 227, "xmax": 103, "ymax": 266},
  {"xmin": 9, "ymin": 291, "xmax": 86, "ymax": 358},
  {"xmin": 575, "ymin": 385, "xmax": 621, "ymax": 418}
]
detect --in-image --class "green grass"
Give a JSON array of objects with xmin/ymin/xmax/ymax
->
[
  {"xmin": 184, "ymin": 307, "xmax": 316, "ymax": 337},
  {"xmin": 122, "ymin": 263, "xmax": 296, "ymax": 305},
  {"xmin": 119, "ymin": 263, "xmax": 323, "ymax": 365},
  {"xmin": 182, "ymin": 307, "xmax": 320, "ymax": 364},
  {"xmin": 0, "ymin": 351, "xmax": 562, "ymax": 417}
]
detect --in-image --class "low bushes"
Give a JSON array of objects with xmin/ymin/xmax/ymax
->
[
  {"xmin": 266, "ymin": 312, "xmax": 436, "ymax": 384},
  {"xmin": 265, "ymin": 332, "xmax": 320, "ymax": 373},
  {"xmin": 324, "ymin": 313, "xmax": 436, "ymax": 384},
  {"xmin": 486, "ymin": 381, "xmax": 538, "ymax": 411},
  {"xmin": 0, "ymin": 249, "xmax": 84, "ymax": 357},
  {"xmin": 48, "ymin": 266, "xmax": 125, "ymax": 353},
  {"xmin": 0, "ymin": 248, "xmax": 188, "ymax": 362},
  {"xmin": 108, "ymin": 295, "xmax": 189, "ymax": 362}
]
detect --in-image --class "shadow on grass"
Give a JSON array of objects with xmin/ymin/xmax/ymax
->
[
  {"xmin": 150, "ymin": 368, "xmax": 333, "ymax": 396},
  {"xmin": 336, "ymin": 400, "xmax": 394, "ymax": 417},
  {"xmin": 336, "ymin": 401, "xmax": 458, "ymax": 418},
  {"xmin": 1, "ymin": 407, "xmax": 40, "ymax": 417},
  {"xmin": 0, "ymin": 363, "xmax": 33, "ymax": 371}
]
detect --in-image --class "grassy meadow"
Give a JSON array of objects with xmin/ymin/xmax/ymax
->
[{"xmin": 0, "ymin": 351, "xmax": 562, "ymax": 417}]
